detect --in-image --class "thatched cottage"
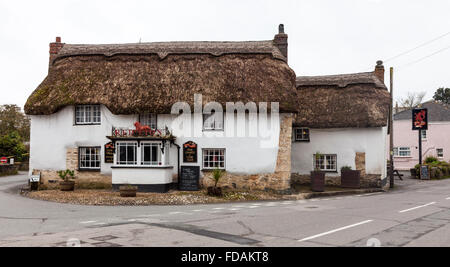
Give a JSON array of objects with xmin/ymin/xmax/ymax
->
[{"xmin": 25, "ymin": 25, "xmax": 390, "ymax": 193}]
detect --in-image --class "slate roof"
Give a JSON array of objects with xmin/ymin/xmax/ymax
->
[{"xmin": 394, "ymin": 101, "xmax": 450, "ymax": 122}]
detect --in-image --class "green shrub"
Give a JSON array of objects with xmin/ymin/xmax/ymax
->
[
  {"xmin": 425, "ymin": 156, "xmax": 438, "ymax": 164},
  {"xmin": 341, "ymin": 166, "xmax": 352, "ymax": 172}
]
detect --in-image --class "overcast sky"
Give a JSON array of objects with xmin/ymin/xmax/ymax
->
[{"xmin": 1, "ymin": 0, "xmax": 449, "ymax": 110}]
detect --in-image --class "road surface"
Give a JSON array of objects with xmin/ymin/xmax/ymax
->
[{"xmin": 1, "ymin": 172, "xmax": 449, "ymax": 247}]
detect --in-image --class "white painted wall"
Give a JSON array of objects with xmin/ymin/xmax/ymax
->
[
  {"xmin": 29, "ymin": 105, "xmax": 284, "ymax": 182},
  {"xmin": 112, "ymin": 167, "xmax": 173, "ymax": 185},
  {"xmin": 292, "ymin": 127, "xmax": 387, "ymax": 178}
]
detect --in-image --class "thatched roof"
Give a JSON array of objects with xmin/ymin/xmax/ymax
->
[
  {"xmin": 25, "ymin": 41, "xmax": 297, "ymax": 115},
  {"xmin": 295, "ymin": 72, "xmax": 390, "ymax": 128}
]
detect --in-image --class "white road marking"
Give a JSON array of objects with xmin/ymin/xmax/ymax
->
[
  {"xmin": 80, "ymin": 221, "xmax": 97, "ymax": 224},
  {"xmin": 93, "ymin": 222, "xmax": 106, "ymax": 226},
  {"xmin": 213, "ymin": 208, "xmax": 225, "ymax": 210},
  {"xmin": 298, "ymin": 220, "xmax": 374, "ymax": 242},
  {"xmin": 399, "ymin": 202, "xmax": 436, "ymax": 213},
  {"xmin": 128, "ymin": 219, "xmax": 137, "ymax": 222},
  {"xmin": 229, "ymin": 208, "xmax": 240, "ymax": 211},
  {"xmin": 446, "ymin": 197, "xmax": 450, "ymax": 200},
  {"xmin": 168, "ymin": 211, "xmax": 183, "ymax": 215},
  {"xmin": 192, "ymin": 209, "xmax": 203, "ymax": 212}
]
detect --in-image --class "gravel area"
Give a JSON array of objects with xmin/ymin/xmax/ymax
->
[{"xmin": 24, "ymin": 189, "xmax": 283, "ymax": 206}]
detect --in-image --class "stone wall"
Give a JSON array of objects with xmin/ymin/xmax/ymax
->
[
  {"xmin": 32, "ymin": 148, "xmax": 111, "ymax": 189},
  {"xmin": 200, "ymin": 114, "xmax": 293, "ymax": 194}
]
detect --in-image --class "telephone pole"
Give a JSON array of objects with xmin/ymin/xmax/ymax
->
[{"xmin": 389, "ymin": 67, "xmax": 394, "ymax": 189}]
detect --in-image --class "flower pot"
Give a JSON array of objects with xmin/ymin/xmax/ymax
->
[
  {"xmin": 341, "ymin": 170, "xmax": 361, "ymax": 189},
  {"xmin": 207, "ymin": 186, "xmax": 223, "ymax": 197},
  {"xmin": 311, "ymin": 171, "xmax": 325, "ymax": 192},
  {"xmin": 60, "ymin": 181, "xmax": 75, "ymax": 191},
  {"xmin": 119, "ymin": 186, "xmax": 138, "ymax": 198}
]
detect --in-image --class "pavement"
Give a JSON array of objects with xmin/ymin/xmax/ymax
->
[{"xmin": 1, "ymin": 172, "xmax": 450, "ymax": 247}]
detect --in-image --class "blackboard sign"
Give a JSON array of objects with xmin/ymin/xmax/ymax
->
[
  {"xmin": 420, "ymin": 165, "xmax": 429, "ymax": 180},
  {"xmin": 104, "ymin": 142, "xmax": 115, "ymax": 164},
  {"xmin": 179, "ymin": 166, "xmax": 200, "ymax": 191},
  {"xmin": 183, "ymin": 141, "xmax": 198, "ymax": 163}
]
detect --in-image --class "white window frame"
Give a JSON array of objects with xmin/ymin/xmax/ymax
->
[
  {"xmin": 314, "ymin": 154, "xmax": 337, "ymax": 172},
  {"xmin": 203, "ymin": 148, "xmax": 226, "ymax": 170},
  {"xmin": 437, "ymin": 148, "xmax": 444, "ymax": 158},
  {"xmin": 75, "ymin": 105, "xmax": 101, "ymax": 125},
  {"xmin": 139, "ymin": 114, "xmax": 157, "ymax": 129},
  {"xmin": 116, "ymin": 142, "xmax": 138, "ymax": 166},
  {"xmin": 203, "ymin": 112, "xmax": 224, "ymax": 131},
  {"xmin": 421, "ymin": 130, "xmax": 427, "ymax": 140},
  {"xmin": 393, "ymin": 147, "xmax": 411, "ymax": 157},
  {"xmin": 79, "ymin": 147, "xmax": 101, "ymax": 170},
  {"xmin": 141, "ymin": 142, "xmax": 161, "ymax": 166},
  {"xmin": 293, "ymin": 127, "xmax": 310, "ymax": 142}
]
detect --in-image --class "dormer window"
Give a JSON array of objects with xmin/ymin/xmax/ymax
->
[{"xmin": 75, "ymin": 105, "xmax": 101, "ymax": 125}]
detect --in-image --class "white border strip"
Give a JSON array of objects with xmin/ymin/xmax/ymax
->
[
  {"xmin": 399, "ymin": 202, "xmax": 436, "ymax": 213},
  {"xmin": 298, "ymin": 220, "xmax": 373, "ymax": 242}
]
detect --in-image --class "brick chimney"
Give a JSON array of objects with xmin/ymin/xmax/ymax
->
[
  {"xmin": 49, "ymin": 37, "xmax": 64, "ymax": 68},
  {"xmin": 273, "ymin": 24, "xmax": 288, "ymax": 61},
  {"xmin": 374, "ymin": 60, "xmax": 385, "ymax": 83}
]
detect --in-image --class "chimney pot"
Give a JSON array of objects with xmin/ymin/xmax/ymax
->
[
  {"xmin": 56, "ymin": 37, "xmax": 61, "ymax": 43},
  {"xmin": 274, "ymin": 24, "xmax": 288, "ymax": 61},
  {"xmin": 374, "ymin": 60, "xmax": 385, "ymax": 83}
]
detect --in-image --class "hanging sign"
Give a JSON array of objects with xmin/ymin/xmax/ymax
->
[
  {"xmin": 0, "ymin": 157, "xmax": 7, "ymax": 164},
  {"xmin": 183, "ymin": 141, "xmax": 198, "ymax": 163},
  {"xmin": 104, "ymin": 142, "xmax": 115, "ymax": 164},
  {"xmin": 412, "ymin": 108, "xmax": 428, "ymax": 130}
]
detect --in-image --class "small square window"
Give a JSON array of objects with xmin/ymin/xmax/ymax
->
[
  {"xmin": 75, "ymin": 105, "xmax": 101, "ymax": 125},
  {"xmin": 421, "ymin": 130, "xmax": 427, "ymax": 140},
  {"xmin": 203, "ymin": 111, "xmax": 224, "ymax": 131},
  {"xmin": 394, "ymin": 147, "xmax": 411, "ymax": 157},
  {"xmin": 314, "ymin": 154, "xmax": 337, "ymax": 172},
  {"xmin": 294, "ymin": 127, "xmax": 310, "ymax": 142},
  {"xmin": 79, "ymin": 147, "xmax": 101, "ymax": 170},
  {"xmin": 140, "ymin": 114, "xmax": 157, "ymax": 129},
  {"xmin": 203, "ymin": 149, "xmax": 225, "ymax": 170},
  {"xmin": 437, "ymin": 148, "xmax": 444, "ymax": 158}
]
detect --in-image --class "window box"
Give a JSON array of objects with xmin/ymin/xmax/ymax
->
[
  {"xmin": 310, "ymin": 171, "xmax": 325, "ymax": 192},
  {"xmin": 341, "ymin": 169, "xmax": 361, "ymax": 189}
]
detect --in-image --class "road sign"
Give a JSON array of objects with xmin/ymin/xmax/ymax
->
[{"xmin": 0, "ymin": 157, "xmax": 7, "ymax": 164}]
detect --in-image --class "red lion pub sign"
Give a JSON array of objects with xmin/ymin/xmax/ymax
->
[{"xmin": 412, "ymin": 108, "xmax": 428, "ymax": 131}]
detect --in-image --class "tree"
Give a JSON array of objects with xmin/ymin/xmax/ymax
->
[
  {"xmin": 433, "ymin": 87, "xmax": 450, "ymax": 104},
  {"xmin": 397, "ymin": 91, "xmax": 426, "ymax": 109},
  {"xmin": 0, "ymin": 131, "xmax": 27, "ymax": 161},
  {"xmin": 0, "ymin": 104, "xmax": 30, "ymax": 141}
]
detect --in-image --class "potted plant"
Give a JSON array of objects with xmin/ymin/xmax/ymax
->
[
  {"xmin": 119, "ymin": 184, "xmax": 138, "ymax": 197},
  {"xmin": 340, "ymin": 166, "xmax": 361, "ymax": 189},
  {"xmin": 311, "ymin": 152, "xmax": 325, "ymax": 192},
  {"xmin": 207, "ymin": 168, "xmax": 223, "ymax": 197},
  {"xmin": 58, "ymin": 169, "xmax": 75, "ymax": 191}
]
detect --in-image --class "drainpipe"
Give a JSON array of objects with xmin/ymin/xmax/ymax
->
[{"xmin": 172, "ymin": 141, "xmax": 181, "ymax": 187}]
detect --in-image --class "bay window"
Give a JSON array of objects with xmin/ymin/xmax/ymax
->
[
  {"xmin": 116, "ymin": 142, "xmax": 138, "ymax": 165},
  {"xmin": 141, "ymin": 143, "xmax": 161, "ymax": 166}
]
